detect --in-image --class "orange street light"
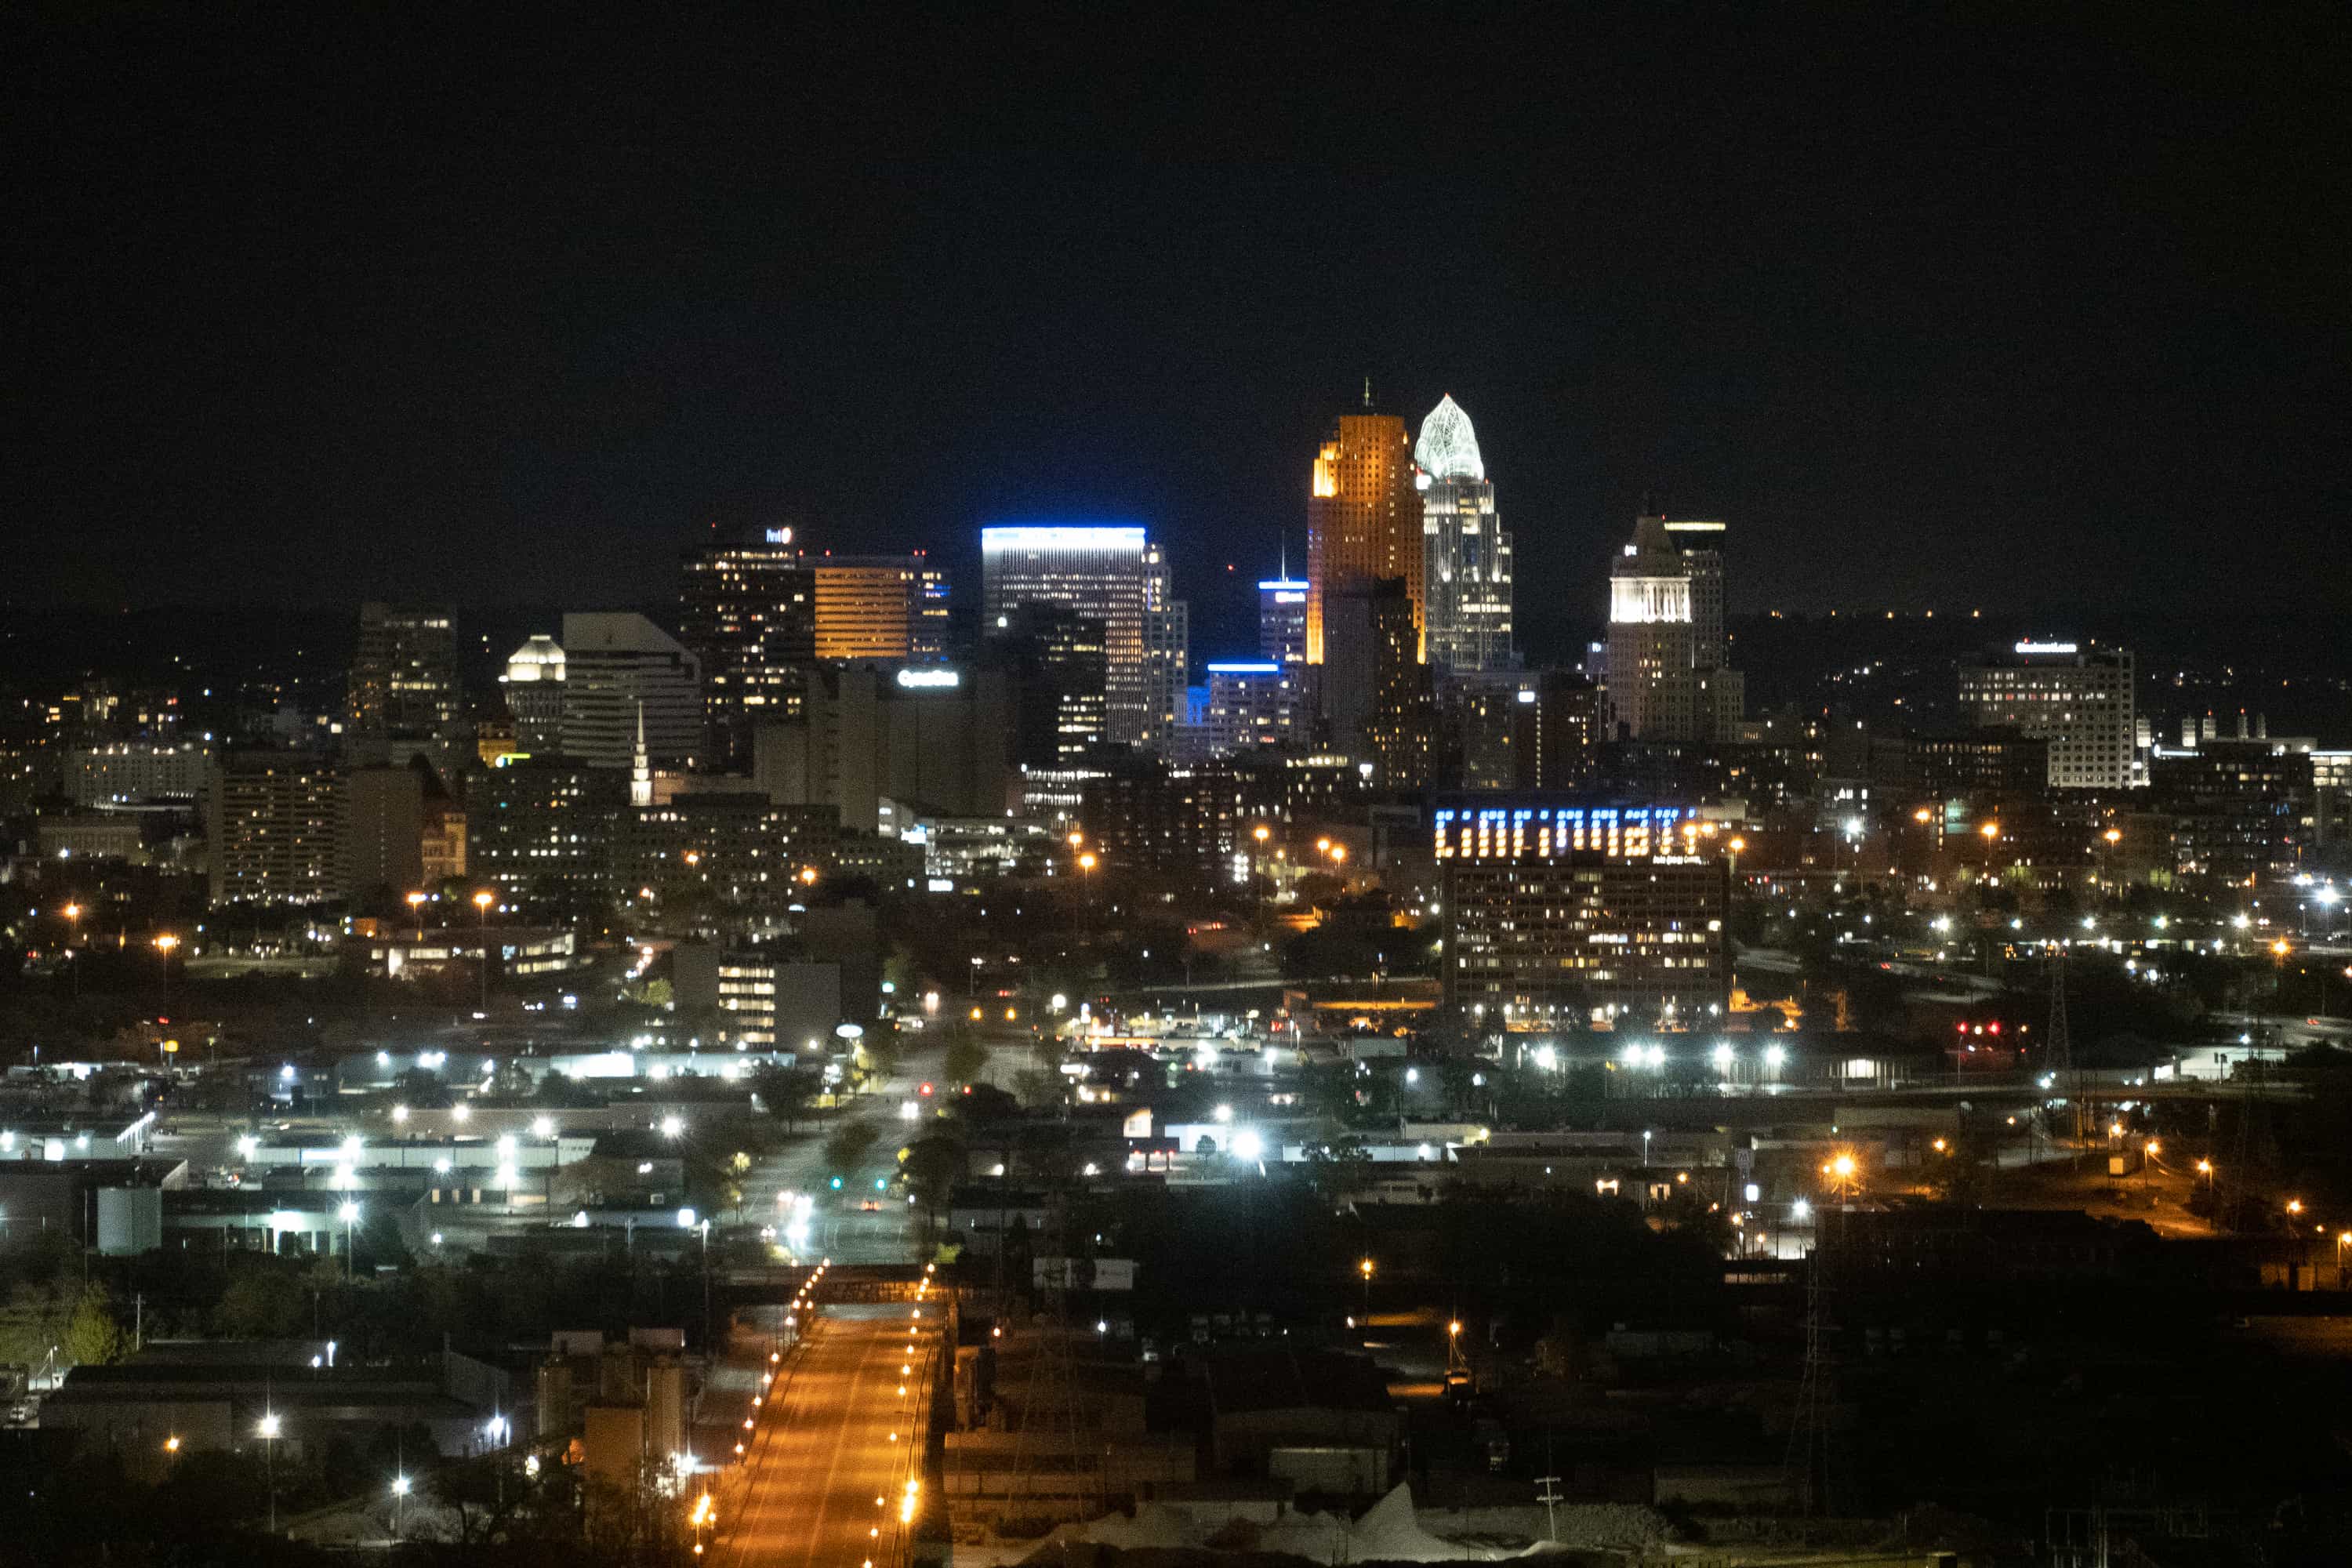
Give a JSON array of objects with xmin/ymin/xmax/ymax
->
[
  {"xmin": 1979, "ymin": 822, "xmax": 1999, "ymax": 840},
  {"xmin": 405, "ymin": 891, "xmax": 428, "ymax": 911},
  {"xmin": 152, "ymin": 933, "xmax": 180, "ymax": 955},
  {"xmin": 1078, "ymin": 852, "xmax": 1096, "ymax": 872},
  {"xmin": 1253, "ymin": 824, "xmax": 1270, "ymax": 844},
  {"xmin": 472, "ymin": 890, "xmax": 495, "ymax": 912},
  {"xmin": 1328, "ymin": 844, "xmax": 1347, "ymax": 864},
  {"xmin": 2288, "ymin": 1199, "xmax": 2305, "ymax": 1215}
]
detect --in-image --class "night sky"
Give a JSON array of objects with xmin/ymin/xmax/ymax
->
[{"xmin": 13, "ymin": 9, "xmax": 2347, "ymax": 662}]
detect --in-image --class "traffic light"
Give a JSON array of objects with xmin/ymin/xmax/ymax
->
[
  {"xmin": 829, "ymin": 1176, "xmax": 843, "ymax": 1190},
  {"xmin": 873, "ymin": 1178, "xmax": 886, "ymax": 1191}
]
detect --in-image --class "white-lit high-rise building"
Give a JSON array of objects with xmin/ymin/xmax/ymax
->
[
  {"xmin": 1958, "ymin": 642, "xmax": 2137, "ymax": 790},
  {"xmin": 499, "ymin": 635, "xmax": 567, "ymax": 755},
  {"xmin": 1141, "ymin": 542, "xmax": 1189, "ymax": 749},
  {"xmin": 982, "ymin": 524, "xmax": 1152, "ymax": 746},
  {"xmin": 1415, "ymin": 396, "xmax": 1513, "ymax": 674},
  {"xmin": 561, "ymin": 612, "xmax": 702, "ymax": 772},
  {"xmin": 1602, "ymin": 516, "xmax": 1740, "ymax": 742}
]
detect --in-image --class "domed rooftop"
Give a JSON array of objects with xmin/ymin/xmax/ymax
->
[
  {"xmin": 1414, "ymin": 394, "xmax": 1485, "ymax": 482},
  {"xmin": 503, "ymin": 634, "xmax": 566, "ymax": 684}
]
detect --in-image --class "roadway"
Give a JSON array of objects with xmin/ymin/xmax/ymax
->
[{"xmin": 718, "ymin": 1299, "xmax": 942, "ymax": 1568}]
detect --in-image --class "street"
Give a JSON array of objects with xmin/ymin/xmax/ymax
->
[{"xmin": 719, "ymin": 1303, "xmax": 940, "ymax": 1568}]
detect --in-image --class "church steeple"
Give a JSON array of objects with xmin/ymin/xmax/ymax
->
[{"xmin": 630, "ymin": 702, "xmax": 652, "ymax": 808}]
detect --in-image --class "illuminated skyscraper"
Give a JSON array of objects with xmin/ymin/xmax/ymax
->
[
  {"xmin": 1258, "ymin": 575, "xmax": 1308, "ymax": 669},
  {"xmin": 812, "ymin": 555, "xmax": 951, "ymax": 661},
  {"xmin": 1602, "ymin": 517, "xmax": 1740, "ymax": 742},
  {"xmin": 1141, "ymin": 542, "xmax": 1189, "ymax": 748},
  {"xmin": 1306, "ymin": 397, "xmax": 1420, "ymax": 668},
  {"xmin": 981, "ymin": 524, "xmax": 1151, "ymax": 745},
  {"xmin": 680, "ymin": 526, "xmax": 814, "ymax": 764},
  {"xmin": 499, "ymin": 635, "xmax": 567, "ymax": 755},
  {"xmin": 348, "ymin": 603, "xmax": 460, "ymax": 739},
  {"xmin": 1415, "ymin": 396, "xmax": 1513, "ymax": 673}
]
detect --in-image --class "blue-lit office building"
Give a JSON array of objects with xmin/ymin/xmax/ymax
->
[
  {"xmin": 982, "ymin": 524, "xmax": 1151, "ymax": 746},
  {"xmin": 1436, "ymin": 798, "xmax": 1730, "ymax": 1033}
]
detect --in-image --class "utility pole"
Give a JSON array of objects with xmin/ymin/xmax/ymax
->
[{"xmin": 1535, "ymin": 1437, "xmax": 1563, "ymax": 1544}]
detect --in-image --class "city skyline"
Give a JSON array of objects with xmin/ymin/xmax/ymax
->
[{"xmin": 13, "ymin": 11, "xmax": 2346, "ymax": 631}]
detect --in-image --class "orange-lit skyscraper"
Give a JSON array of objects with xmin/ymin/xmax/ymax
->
[{"xmin": 1305, "ymin": 398, "xmax": 1421, "ymax": 668}]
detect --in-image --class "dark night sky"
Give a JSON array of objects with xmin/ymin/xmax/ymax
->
[{"xmin": 10, "ymin": 7, "xmax": 2347, "ymax": 663}]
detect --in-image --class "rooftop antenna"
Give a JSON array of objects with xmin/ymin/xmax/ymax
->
[{"xmin": 1363, "ymin": 375, "xmax": 1373, "ymax": 411}]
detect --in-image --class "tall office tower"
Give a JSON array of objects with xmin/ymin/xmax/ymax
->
[
  {"xmin": 336, "ymin": 764, "xmax": 424, "ymax": 904},
  {"xmin": 205, "ymin": 753, "xmax": 339, "ymax": 906},
  {"xmin": 1958, "ymin": 641, "xmax": 2138, "ymax": 790},
  {"xmin": 1322, "ymin": 576, "xmax": 1432, "ymax": 788},
  {"xmin": 812, "ymin": 555, "xmax": 952, "ymax": 661},
  {"xmin": 754, "ymin": 663, "xmax": 1019, "ymax": 835},
  {"xmin": 680, "ymin": 525, "xmax": 815, "ymax": 764},
  {"xmin": 980, "ymin": 524, "xmax": 1150, "ymax": 744},
  {"xmin": 987, "ymin": 602, "xmax": 1110, "ymax": 767},
  {"xmin": 499, "ymin": 635, "xmax": 567, "ymax": 755},
  {"xmin": 1258, "ymin": 574, "xmax": 1308, "ymax": 668},
  {"xmin": 561, "ymin": 612, "xmax": 702, "ymax": 772},
  {"xmin": 1602, "ymin": 516, "xmax": 1741, "ymax": 742},
  {"xmin": 1306, "ymin": 396, "xmax": 1421, "ymax": 668},
  {"xmin": 1415, "ymin": 396, "xmax": 1514, "ymax": 673},
  {"xmin": 347, "ymin": 604, "xmax": 460, "ymax": 738},
  {"xmin": 1140, "ymin": 542, "xmax": 1189, "ymax": 748},
  {"xmin": 1436, "ymin": 800, "xmax": 1730, "ymax": 1032},
  {"xmin": 1664, "ymin": 520, "xmax": 1726, "ymax": 651}
]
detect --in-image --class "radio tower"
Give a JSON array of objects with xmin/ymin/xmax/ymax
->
[
  {"xmin": 1781, "ymin": 1241, "xmax": 1835, "ymax": 1518},
  {"xmin": 2046, "ymin": 946, "xmax": 2082, "ymax": 1159}
]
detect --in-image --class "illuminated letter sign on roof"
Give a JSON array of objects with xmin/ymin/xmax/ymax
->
[{"xmin": 895, "ymin": 667, "xmax": 962, "ymax": 689}]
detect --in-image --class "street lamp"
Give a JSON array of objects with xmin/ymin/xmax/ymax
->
[
  {"xmin": 391, "ymin": 1473, "xmax": 411, "ymax": 1541},
  {"xmin": 473, "ymin": 891, "xmax": 495, "ymax": 1007},
  {"xmin": 258, "ymin": 1411, "xmax": 282, "ymax": 1532},
  {"xmin": 1358, "ymin": 1257, "xmax": 1374, "ymax": 1323}
]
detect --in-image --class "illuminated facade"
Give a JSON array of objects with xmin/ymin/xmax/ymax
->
[
  {"xmin": 347, "ymin": 604, "xmax": 460, "ymax": 739},
  {"xmin": 1957, "ymin": 643, "xmax": 2137, "ymax": 790},
  {"xmin": 499, "ymin": 635, "xmax": 567, "ymax": 754},
  {"xmin": 205, "ymin": 754, "xmax": 339, "ymax": 906},
  {"xmin": 812, "ymin": 556, "xmax": 950, "ymax": 661},
  {"xmin": 1258, "ymin": 577, "xmax": 1308, "ymax": 668},
  {"xmin": 1306, "ymin": 408, "xmax": 1420, "ymax": 667},
  {"xmin": 1198, "ymin": 662, "xmax": 1301, "ymax": 755},
  {"xmin": 679, "ymin": 529, "xmax": 815, "ymax": 763},
  {"xmin": 981, "ymin": 525, "xmax": 1151, "ymax": 745},
  {"xmin": 1141, "ymin": 542, "xmax": 1189, "ymax": 747},
  {"xmin": 1437, "ymin": 800, "xmax": 1730, "ymax": 1031},
  {"xmin": 1416, "ymin": 397, "xmax": 1513, "ymax": 673},
  {"xmin": 1602, "ymin": 517, "xmax": 1740, "ymax": 742}
]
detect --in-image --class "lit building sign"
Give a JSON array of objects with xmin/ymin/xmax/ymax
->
[
  {"xmin": 982, "ymin": 525, "xmax": 1147, "ymax": 551},
  {"xmin": 2013, "ymin": 641, "xmax": 2079, "ymax": 655},
  {"xmin": 895, "ymin": 667, "xmax": 962, "ymax": 689},
  {"xmin": 1432, "ymin": 804, "xmax": 1717, "ymax": 862},
  {"xmin": 765, "ymin": 527, "xmax": 793, "ymax": 544},
  {"xmin": 1206, "ymin": 662, "xmax": 1279, "ymax": 675}
]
